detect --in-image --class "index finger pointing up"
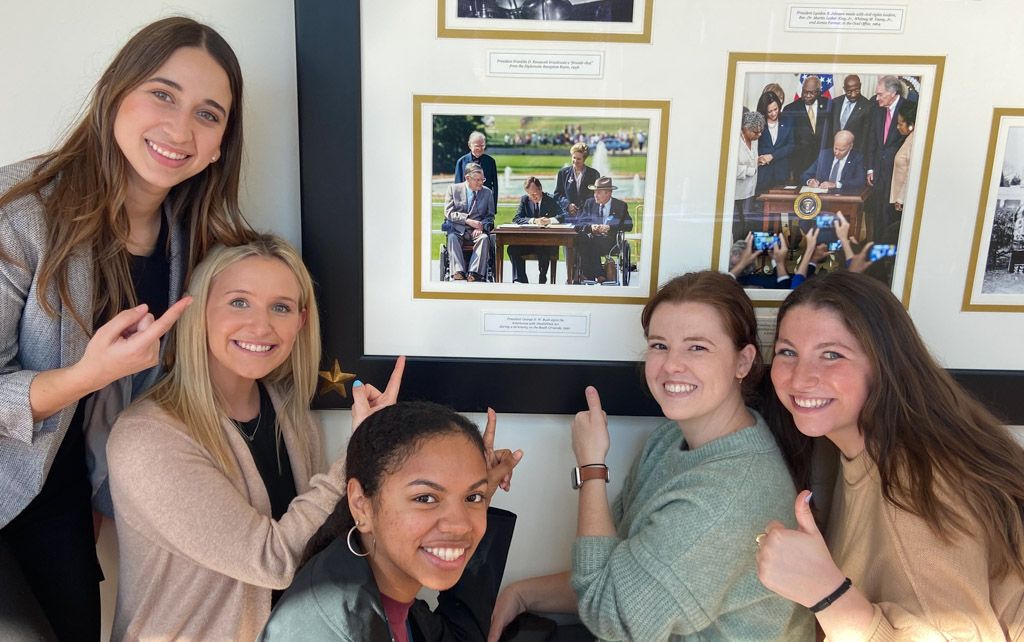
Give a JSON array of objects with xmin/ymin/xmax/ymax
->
[
  {"xmin": 585, "ymin": 386, "xmax": 604, "ymax": 418},
  {"xmin": 482, "ymin": 407, "xmax": 497, "ymax": 452}
]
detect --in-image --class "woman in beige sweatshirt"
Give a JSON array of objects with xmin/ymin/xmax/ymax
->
[
  {"xmin": 757, "ymin": 271, "xmax": 1024, "ymax": 641},
  {"xmin": 107, "ymin": 236, "xmax": 400, "ymax": 641}
]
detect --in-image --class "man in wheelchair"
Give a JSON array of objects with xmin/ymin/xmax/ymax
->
[
  {"xmin": 573, "ymin": 176, "xmax": 633, "ymax": 283},
  {"xmin": 443, "ymin": 162, "xmax": 495, "ymax": 282}
]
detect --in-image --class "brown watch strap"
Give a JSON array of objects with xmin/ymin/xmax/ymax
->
[{"xmin": 572, "ymin": 464, "xmax": 609, "ymax": 489}]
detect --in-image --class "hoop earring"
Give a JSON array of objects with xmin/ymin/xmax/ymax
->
[{"xmin": 347, "ymin": 523, "xmax": 369, "ymax": 557}]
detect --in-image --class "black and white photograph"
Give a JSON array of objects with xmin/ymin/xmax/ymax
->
[
  {"xmin": 439, "ymin": 0, "xmax": 652, "ymax": 42},
  {"xmin": 964, "ymin": 109, "xmax": 1024, "ymax": 311},
  {"xmin": 714, "ymin": 53, "xmax": 944, "ymax": 305}
]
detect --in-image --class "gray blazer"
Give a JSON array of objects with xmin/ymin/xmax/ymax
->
[
  {"xmin": 443, "ymin": 182, "xmax": 495, "ymax": 235},
  {"xmin": 0, "ymin": 159, "xmax": 185, "ymax": 525}
]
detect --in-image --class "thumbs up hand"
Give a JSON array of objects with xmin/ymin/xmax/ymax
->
[{"xmin": 756, "ymin": 490, "xmax": 847, "ymax": 608}]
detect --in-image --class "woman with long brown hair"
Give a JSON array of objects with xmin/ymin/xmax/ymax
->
[
  {"xmin": 0, "ymin": 17, "xmax": 253, "ymax": 639},
  {"xmin": 757, "ymin": 271, "xmax": 1024, "ymax": 640}
]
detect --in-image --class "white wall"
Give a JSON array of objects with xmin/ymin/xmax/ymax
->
[{"xmin": 3, "ymin": 2, "xmax": 1023, "ymax": 640}]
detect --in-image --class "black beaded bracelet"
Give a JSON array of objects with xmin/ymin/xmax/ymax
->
[{"xmin": 809, "ymin": 577, "xmax": 852, "ymax": 614}]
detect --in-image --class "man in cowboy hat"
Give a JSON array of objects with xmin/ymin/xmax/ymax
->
[{"xmin": 573, "ymin": 175, "xmax": 633, "ymax": 283}]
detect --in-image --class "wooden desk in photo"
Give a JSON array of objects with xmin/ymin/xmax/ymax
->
[
  {"xmin": 492, "ymin": 226, "xmax": 578, "ymax": 284},
  {"xmin": 757, "ymin": 187, "xmax": 871, "ymax": 240}
]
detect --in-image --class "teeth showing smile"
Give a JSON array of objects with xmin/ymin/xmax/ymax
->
[
  {"xmin": 794, "ymin": 397, "xmax": 831, "ymax": 409},
  {"xmin": 147, "ymin": 139, "xmax": 188, "ymax": 161},
  {"xmin": 664, "ymin": 383, "xmax": 696, "ymax": 393},
  {"xmin": 422, "ymin": 547, "xmax": 465, "ymax": 562},
  {"xmin": 236, "ymin": 341, "xmax": 272, "ymax": 353}
]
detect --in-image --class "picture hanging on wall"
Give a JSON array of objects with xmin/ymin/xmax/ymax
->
[
  {"xmin": 713, "ymin": 52, "xmax": 945, "ymax": 307},
  {"xmin": 437, "ymin": 0, "xmax": 653, "ymax": 43},
  {"xmin": 414, "ymin": 94, "xmax": 668, "ymax": 305},
  {"xmin": 963, "ymin": 108, "xmax": 1024, "ymax": 312}
]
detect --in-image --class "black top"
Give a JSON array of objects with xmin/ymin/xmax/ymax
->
[
  {"xmin": 234, "ymin": 383, "xmax": 297, "ymax": 522},
  {"xmin": 130, "ymin": 214, "xmax": 171, "ymax": 319}
]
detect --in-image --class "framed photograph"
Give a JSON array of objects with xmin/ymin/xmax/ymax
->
[
  {"xmin": 963, "ymin": 108, "xmax": 1024, "ymax": 312},
  {"xmin": 413, "ymin": 95, "xmax": 668, "ymax": 306},
  {"xmin": 713, "ymin": 53, "xmax": 945, "ymax": 307},
  {"xmin": 437, "ymin": 0, "xmax": 653, "ymax": 43}
]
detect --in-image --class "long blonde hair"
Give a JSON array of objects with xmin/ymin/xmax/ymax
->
[
  {"xmin": 0, "ymin": 17, "xmax": 253, "ymax": 331},
  {"xmin": 147, "ymin": 235, "xmax": 321, "ymax": 476}
]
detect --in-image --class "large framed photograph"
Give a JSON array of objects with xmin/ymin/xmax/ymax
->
[
  {"xmin": 413, "ymin": 95, "xmax": 667, "ymax": 305},
  {"xmin": 963, "ymin": 108, "xmax": 1024, "ymax": 312},
  {"xmin": 437, "ymin": 0, "xmax": 653, "ymax": 43},
  {"xmin": 713, "ymin": 53, "xmax": 945, "ymax": 306}
]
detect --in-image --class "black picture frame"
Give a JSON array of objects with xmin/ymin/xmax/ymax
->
[{"xmin": 294, "ymin": 0, "xmax": 1024, "ymax": 424}]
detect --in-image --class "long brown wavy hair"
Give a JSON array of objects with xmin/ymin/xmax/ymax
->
[
  {"xmin": 0, "ymin": 17, "xmax": 254, "ymax": 331},
  {"xmin": 775, "ymin": 271, "xmax": 1024, "ymax": 580}
]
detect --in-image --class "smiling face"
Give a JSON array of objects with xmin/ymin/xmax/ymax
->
[
  {"xmin": 355, "ymin": 433, "xmax": 488, "ymax": 601},
  {"xmin": 468, "ymin": 134, "xmax": 486, "ymax": 157},
  {"xmin": 570, "ymin": 151, "xmax": 586, "ymax": 172},
  {"xmin": 113, "ymin": 46, "xmax": 231, "ymax": 201},
  {"xmin": 644, "ymin": 301, "xmax": 755, "ymax": 428},
  {"xmin": 766, "ymin": 102, "xmax": 780, "ymax": 123},
  {"xmin": 771, "ymin": 305, "xmax": 871, "ymax": 457},
  {"xmin": 205, "ymin": 256, "xmax": 305, "ymax": 393}
]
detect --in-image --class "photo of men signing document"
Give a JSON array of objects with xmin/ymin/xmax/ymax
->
[
  {"xmin": 729, "ymin": 69, "xmax": 925, "ymax": 290},
  {"xmin": 431, "ymin": 112, "xmax": 649, "ymax": 286}
]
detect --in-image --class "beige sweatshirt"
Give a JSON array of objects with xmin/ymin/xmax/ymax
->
[
  {"xmin": 107, "ymin": 385, "xmax": 346, "ymax": 641},
  {"xmin": 828, "ymin": 451, "xmax": 1024, "ymax": 641}
]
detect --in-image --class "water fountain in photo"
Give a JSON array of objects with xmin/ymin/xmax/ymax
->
[{"xmin": 591, "ymin": 140, "xmax": 610, "ymax": 178}]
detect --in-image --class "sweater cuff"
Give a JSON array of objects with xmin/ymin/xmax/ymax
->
[
  {"xmin": 864, "ymin": 604, "xmax": 896, "ymax": 642},
  {"xmin": 0, "ymin": 369, "xmax": 42, "ymax": 444},
  {"xmin": 571, "ymin": 535, "xmax": 620, "ymax": 578}
]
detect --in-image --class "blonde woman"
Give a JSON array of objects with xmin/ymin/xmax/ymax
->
[{"xmin": 107, "ymin": 236, "xmax": 401, "ymax": 641}]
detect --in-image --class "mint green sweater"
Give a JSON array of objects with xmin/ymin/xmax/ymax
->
[{"xmin": 571, "ymin": 411, "xmax": 814, "ymax": 641}]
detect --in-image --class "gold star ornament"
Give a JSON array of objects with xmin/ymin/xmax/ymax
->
[{"xmin": 318, "ymin": 359, "xmax": 356, "ymax": 398}]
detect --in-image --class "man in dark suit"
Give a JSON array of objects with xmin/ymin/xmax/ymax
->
[
  {"xmin": 573, "ymin": 176, "xmax": 632, "ymax": 283},
  {"xmin": 826, "ymin": 75, "xmax": 872, "ymax": 155},
  {"xmin": 781, "ymin": 75, "xmax": 830, "ymax": 184},
  {"xmin": 444, "ymin": 162, "xmax": 495, "ymax": 281},
  {"xmin": 508, "ymin": 176, "xmax": 564, "ymax": 284},
  {"xmin": 453, "ymin": 131, "xmax": 498, "ymax": 209},
  {"xmin": 800, "ymin": 130, "xmax": 866, "ymax": 194},
  {"xmin": 554, "ymin": 142, "xmax": 601, "ymax": 217},
  {"xmin": 866, "ymin": 75, "xmax": 908, "ymax": 239}
]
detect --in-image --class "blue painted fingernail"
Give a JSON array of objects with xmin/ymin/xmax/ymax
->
[{"xmin": 353, "ymin": 380, "xmax": 362, "ymax": 388}]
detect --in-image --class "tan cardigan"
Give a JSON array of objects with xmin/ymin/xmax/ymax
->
[
  {"xmin": 828, "ymin": 451, "xmax": 1024, "ymax": 641},
  {"xmin": 107, "ymin": 385, "xmax": 346, "ymax": 642}
]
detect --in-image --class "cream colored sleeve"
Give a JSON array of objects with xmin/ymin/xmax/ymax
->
[
  {"xmin": 860, "ymin": 496, "xmax": 1007, "ymax": 641},
  {"xmin": 108, "ymin": 410, "xmax": 346, "ymax": 590}
]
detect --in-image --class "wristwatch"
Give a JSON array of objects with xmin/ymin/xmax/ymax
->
[{"xmin": 571, "ymin": 464, "xmax": 609, "ymax": 489}]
